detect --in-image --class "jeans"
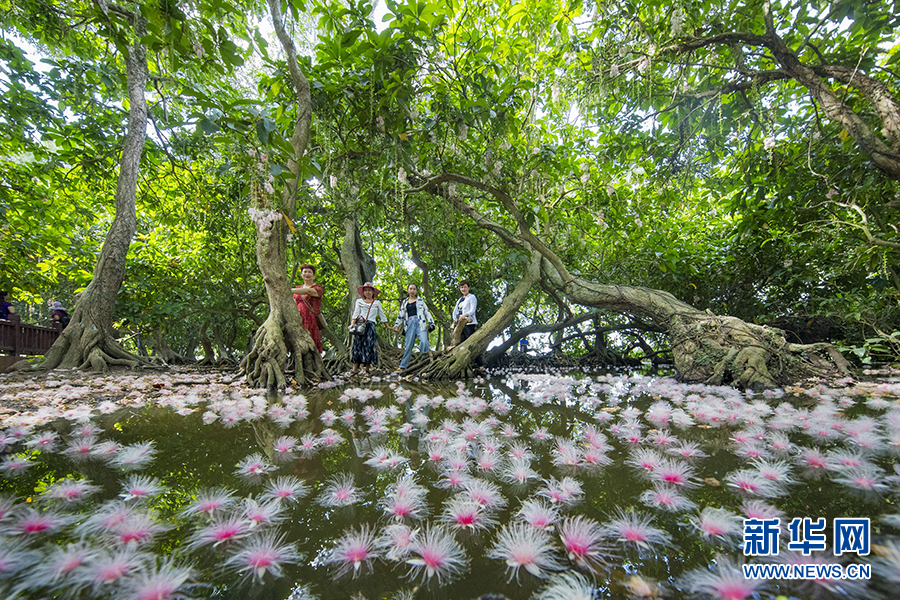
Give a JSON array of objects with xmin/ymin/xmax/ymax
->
[{"xmin": 400, "ymin": 318, "xmax": 430, "ymax": 368}]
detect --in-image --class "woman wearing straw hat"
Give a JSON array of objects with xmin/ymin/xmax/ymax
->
[
  {"xmin": 349, "ymin": 282, "xmax": 391, "ymax": 375},
  {"xmin": 50, "ymin": 301, "xmax": 70, "ymax": 329}
]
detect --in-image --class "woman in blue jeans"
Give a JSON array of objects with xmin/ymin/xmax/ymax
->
[{"xmin": 394, "ymin": 283, "xmax": 435, "ymax": 370}]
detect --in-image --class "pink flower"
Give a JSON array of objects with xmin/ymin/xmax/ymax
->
[
  {"xmin": 261, "ymin": 476, "xmax": 308, "ymax": 504},
  {"xmin": 181, "ymin": 488, "xmax": 237, "ymax": 517},
  {"xmin": 489, "ymin": 522, "xmax": 563, "ymax": 580},
  {"xmin": 558, "ymin": 515, "xmax": 609, "ymax": 572},
  {"xmin": 405, "ymin": 525, "xmax": 468, "ymax": 584},
  {"xmin": 516, "ymin": 499, "xmax": 559, "ymax": 530},
  {"xmin": 640, "ymin": 483, "xmax": 696, "ymax": 513},
  {"xmin": 327, "ymin": 525, "xmax": 380, "ymax": 578},
  {"xmin": 119, "ymin": 475, "xmax": 166, "ymax": 503},
  {"xmin": 189, "ymin": 515, "xmax": 251, "ymax": 549},
  {"xmin": 440, "ymin": 497, "xmax": 496, "ymax": 532},
  {"xmin": 317, "ymin": 473, "xmax": 360, "ymax": 507},
  {"xmin": 14, "ymin": 508, "xmax": 72, "ymax": 536},
  {"xmin": 691, "ymin": 507, "xmax": 743, "ymax": 543},
  {"xmin": 601, "ymin": 509, "xmax": 672, "ymax": 551},
  {"xmin": 682, "ymin": 556, "xmax": 764, "ymax": 600},
  {"xmin": 225, "ymin": 533, "xmax": 300, "ymax": 581},
  {"xmin": 234, "ymin": 453, "xmax": 274, "ymax": 483},
  {"xmin": 120, "ymin": 560, "xmax": 195, "ymax": 600},
  {"xmin": 44, "ymin": 479, "xmax": 100, "ymax": 504}
]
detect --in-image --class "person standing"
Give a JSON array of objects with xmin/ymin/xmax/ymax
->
[
  {"xmin": 50, "ymin": 301, "xmax": 70, "ymax": 329},
  {"xmin": 291, "ymin": 264, "xmax": 324, "ymax": 353},
  {"xmin": 0, "ymin": 291, "xmax": 15, "ymax": 320},
  {"xmin": 395, "ymin": 283, "xmax": 434, "ymax": 370},
  {"xmin": 349, "ymin": 282, "xmax": 389, "ymax": 374}
]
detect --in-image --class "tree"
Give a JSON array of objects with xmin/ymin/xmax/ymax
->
[
  {"xmin": 37, "ymin": 2, "xmax": 150, "ymax": 372},
  {"xmin": 4, "ymin": 0, "xmax": 268, "ymax": 371},
  {"xmin": 239, "ymin": 0, "xmax": 327, "ymax": 388},
  {"xmin": 307, "ymin": 0, "xmax": 861, "ymax": 386}
]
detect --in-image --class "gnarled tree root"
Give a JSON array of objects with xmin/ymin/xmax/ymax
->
[
  {"xmin": 38, "ymin": 318, "xmax": 146, "ymax": 374},
  {"xmin": 414, "ymin": 347, "xmax": 479, "ymax": 380},
  {"xmin": 671, "ymin": 314, "xmax": 850, "ymax": 389},
  {"xmin": 241, "ymin": 313, "xmax": 329, "ymax": 391}
]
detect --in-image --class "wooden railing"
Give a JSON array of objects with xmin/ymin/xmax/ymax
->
[{"xmin": 0, "ymin": 315, "xmax": 61, "ymax": 357}]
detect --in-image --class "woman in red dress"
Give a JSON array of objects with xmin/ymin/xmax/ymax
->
[{"xmin": 291, "ymin": 264, "xmax": 324, "ymax": 353}]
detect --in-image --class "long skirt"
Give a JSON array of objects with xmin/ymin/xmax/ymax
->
[{"xmin": 350, "ymin": 321, "xmax": 378, "ymax": 365}]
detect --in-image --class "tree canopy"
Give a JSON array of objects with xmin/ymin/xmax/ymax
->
[{"xmin": 1, "ymin": 0, "xmax": 898, "ymax": 379}]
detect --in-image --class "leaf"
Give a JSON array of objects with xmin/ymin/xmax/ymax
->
[
  {"xmin": 199, "ymin": 118, "xmax": 220, "ymax": 134},
  {"xmin": 256, "ymin": 120, "xmax": 270, "ymax": 145},
  {"xmin": 341, "ymin": 29, "xmax": 362, "ymax": 46},
  {"xmin": 508, "ymin": 3, "xmax": 526, "ymax": 26}
]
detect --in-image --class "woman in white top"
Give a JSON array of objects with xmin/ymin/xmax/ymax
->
[
  {"xmin": 349, "ymin": 282, "xmax": 392, "ymax": 374},
  {"xmin": 394, "ymin": 283, "xmax": 435, "ymax": 370}
]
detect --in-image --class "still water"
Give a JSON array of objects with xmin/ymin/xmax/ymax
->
[{"xmin": 1, "ymin": 368, "xmax": 899, "ymax": 599}]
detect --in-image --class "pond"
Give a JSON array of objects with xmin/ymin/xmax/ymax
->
[{"xmin": 1, "ymin": 366, "xmax": 899, "ymax": 600}]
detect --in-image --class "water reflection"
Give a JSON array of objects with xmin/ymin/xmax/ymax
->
[{"xmin": 0, "ymin": 369, "xmax": 899, "ymax": 599}]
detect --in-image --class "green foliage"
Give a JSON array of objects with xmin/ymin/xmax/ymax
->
[{"xmin": 2, "ymin": 0, "xmax": 898, "ymax": 360}]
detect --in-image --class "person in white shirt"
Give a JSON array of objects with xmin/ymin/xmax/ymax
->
[
  {"xmin": 349, "ymin": 282, "xmax": 390, "ymax": 374},
  {"xmin": 395, "ymin": 283, "xmax": 435, "ymax": 370},
  {"xmin": 451, "ymin": 280, "xmax": 483, "ymax": 367}
]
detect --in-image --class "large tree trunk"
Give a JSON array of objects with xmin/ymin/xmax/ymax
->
[
  {"xmin": 197, "ymin": 320, "xmax": 215, "ymax": 366},
  {"xmin": 324, "ymin": 214, "xmax": 376, "ymax": 373},
  {"xmin": 242, "ymin": 0, "xmax": 326, "ymax": 389},
  {"xmin": 340, "ymin": 215, "xmax": 376, "ymax": 323},
  {"xmin": 241, "ymin": 217, "xmax": 326, "ymax": 388},
  {"xmin": 412, "ymin": 172, "xmax": 851, "ymax": 388},
  {"xmin": 541, "ymin": 261, "xmax": 851, "ymax": 388},
  {"xmin": 416, "ymin": 251, "xmax": 541, "ymax": 379},
  {"xmin": 150, "ymin": 331, "xmax": 188, "ymax": 365},
  {"xmin": 40, "ymin": 14, "xmax": 148, "ymax": 373}
]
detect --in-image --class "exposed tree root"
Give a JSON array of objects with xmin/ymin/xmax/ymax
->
[
  {"xmin": 670, "ymin": 314, "xmax": 851, "ymax": 389},
  {"xmin": 414, "ymin": 348, "xmax": 477, "ymax": 379},
  {"xmin": 240, "ymin": 309, "xmax": 328, "ymax": 390},
  {"xmin": 38, "ymin": 312, "xmax": 146, "ymax": 374},
  {"xmin": 150, "ymin": 332, "xmax": 190, "ymax": 365},
  {"xmin": 397, "ymin": 350, "xmax": 436, "ymax": 377}
]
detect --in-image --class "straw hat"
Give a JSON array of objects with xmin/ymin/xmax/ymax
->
[{"xmin": 357, "ymin": 282, "xmax": 380, "ymax": 298}]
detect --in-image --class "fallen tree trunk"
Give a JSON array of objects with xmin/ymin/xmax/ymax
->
[
  {"xmin": 410, "ymin": 172, "xmax": 851, "ymax": 388},
  {"xmin": 542, "ymin": 262, "xmax": 851, "ymax": 388}
]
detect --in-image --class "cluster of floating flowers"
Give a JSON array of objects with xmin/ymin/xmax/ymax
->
[
  {"xmin": 0, "ymin": 425, "xmax": 305, "ymax": 598},
  {"xmin": 3, "ymin": 367, "xmax": 900, "ymax": 598}
]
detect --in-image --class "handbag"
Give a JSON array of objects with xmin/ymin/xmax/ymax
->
[
  {"xmin": 300, "ymin": 294, "xmax": 327, "ymax": 329},
  {"xmin": 350, "ymin": 300, "xmax": 375, "ymax": 336}
]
